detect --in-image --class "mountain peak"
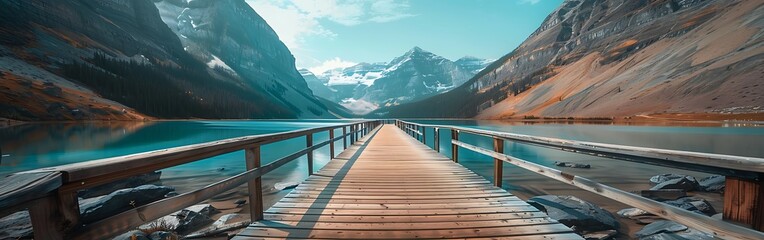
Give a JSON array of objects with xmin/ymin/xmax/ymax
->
[{"xmin": 407, "ymin": 46, "xmax": 426, "ymax": 54}]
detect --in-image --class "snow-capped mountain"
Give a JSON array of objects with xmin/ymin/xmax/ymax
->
[{"xmin": 303, "ymin": 47, "xmax": 485, "ymax": 114}]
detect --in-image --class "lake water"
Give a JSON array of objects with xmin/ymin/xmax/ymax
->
[{"xmin": 2, "ymin": 119, "xmax": 763, "ymax": 235}]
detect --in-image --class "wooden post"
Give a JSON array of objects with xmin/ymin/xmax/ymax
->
[
  {"xmin": 493, "ymin": 138, "xmax": 504, "ymax": 188},
  {"xmin": 342, "ymin": 127, "xmax": 347, "ymax": 149},
  {"xmin": 434, "ymin": 127, "xmax": 440, "ymax": 152},
  {"xmin": 350, "ymin": 125, "xmax": 355, "ymax": 143},
  {"xmin": 245, "ymin": 146, "xmax": 263, "ymax": 220},
  {"xmin": 422, "ymin": 126, "xmax": 426, "ymax": 145},
  {"xmin": 723, "ymin": 175, "xmax": 764, "ymax": 230},
  {"xmin": 29, "ymin": 189, "xmax": 81, "ymax": 239},
  {"xmin": 306, "ymin": 134, "xmax": 314, "ymax": 175},
  {"xmin": 451, "ymin": 129, "xmax": 459, "ymax": 163},
  {"xmin": 329, "ymin": 129, "xmax": 335, "ymax": 158}
]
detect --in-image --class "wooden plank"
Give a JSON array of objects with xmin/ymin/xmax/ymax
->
[
  {"xmin": 262, "ymin": 212, "xmax": 552, "ymax": 223},
  {"xmin": 237, "ymin": 224, "xmax": 574, "ymax": 239},
  {"xmin": 250, "ymin": 218, "xmax": 558, "ymax": 230}
]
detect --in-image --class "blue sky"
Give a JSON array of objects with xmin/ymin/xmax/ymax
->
[{"xmin": 246, "ymin": 0, "xmax": 563, "ymax": 74}]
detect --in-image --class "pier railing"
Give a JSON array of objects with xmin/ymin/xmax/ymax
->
[
  {"xmin": 396, "ymin": 120, "xmax": 764, "ymax": 240},
  {"xmin": 0, "ymin": 120, "xmax": 381, "ymax": 240}
]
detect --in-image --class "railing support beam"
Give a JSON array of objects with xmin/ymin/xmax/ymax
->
[
  {"xmin": 245, "ymin": 146, "xmax": 263, "ymax": 221},
  {"xmin": 493, "ymin": 138, "xmax": 504, "ymax": 188},
  {"xmin": 434, "ymin": 127, "xmax": 440, "ymax": 152},
  {"xmin": 329, "ymin": 129, "xmax": 335, "ymax": 158},
  {"xmin": 343, "ymin": 127, "xmax": 347, "ymax": 149},
  {"xmin": 451, "ymin": 129, "xmax": 459, "ymax": 163},
  {"xmin": 306, "ymin": 134, "xmax": 314, "ymax": 175}
]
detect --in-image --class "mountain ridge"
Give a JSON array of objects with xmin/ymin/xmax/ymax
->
[{"xmin": 376, "ymin": 0, "xmax": 764, "ymax": 119}]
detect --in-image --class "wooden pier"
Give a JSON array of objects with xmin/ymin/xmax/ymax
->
[
  {"xmin": 2, "ymin": 120, "xmax": 763, "ymax": 239},
  {"xmin": 234, "ymin": 125, "xmax": 579, "ymax": 239}
]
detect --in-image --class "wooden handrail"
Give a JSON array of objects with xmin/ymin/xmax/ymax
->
[
  {"xmin": 0, "ymin": 120, "xmax": 382, "ymax": 240},
  {"xmin": 397, "ymin": 120, "xmax": 764, "ymax": 177},
  {"xmin": 395, "ymin": 119, "xmax": 764, "ymax": 237}
]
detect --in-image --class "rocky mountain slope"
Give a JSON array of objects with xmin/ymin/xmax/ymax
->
[
  {"xmin": 154, "ymin": 0, "xmax": 332, "ymax": 118},
  {"xmin": 377, "ymin": 0, "xmax": 764, "ymax": 119},
  {"xmin": 0, "ymin": 0, "xmax": 331, "ymax": 121},
  {"xmin": 305, "ymin": 47, "xmax": 488, "ymax": 114}
]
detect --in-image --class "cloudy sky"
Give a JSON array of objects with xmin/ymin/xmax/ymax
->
[{"xmin": 245, "ymin": 0, "xmax": 562, "ymax": 74}]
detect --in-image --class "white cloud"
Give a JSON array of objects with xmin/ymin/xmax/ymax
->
[
  {"xmin": 518, "ymin": 0, "xmax": 542, "ymax": 4},
  {"xmin": 308, "ymin": 57, "xmax": 357, "ymax": 75},
  {"xmin": 245, "ymin": 0, "xmax": 414, "ymax": 67}
]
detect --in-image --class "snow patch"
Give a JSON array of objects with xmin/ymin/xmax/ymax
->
[
  {"xmin": 340, "ymin": 98, "xmax": 378, "ymax": 115},
  {"xmin": 207, "ymin": 55, "xmax": 234, "ymax": 71}
]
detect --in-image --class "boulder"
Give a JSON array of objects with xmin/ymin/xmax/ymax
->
[
  {"xmin": 636, "ymin": 221, "xmax": 714, "ymax": 240},
  {"xmin": 234, "ymin": 199, "xmax": 246, "ymax": 206},
  {"xmin": 0, "ymin": 211, "xmax": 32, "ymax": 239},
  {"xmin": 528, "ymin": 195, "xmax": 619, "ymax": 233},
  {"xmin": 175, "ymin": 208, "xmax": 213, "ymax": 234},
  {"xmin": 79, "ymin": 171, "xmax": 162, "ymax": 198},
  {"xmin": 635, "ymin": 221, "xmax": 688, "ymax": 238},
  {"xmin": 139, "ymin": 204, "xmax": 217, "ymax": 235},
  {"xmin": 113, "ymin": 230, "xmax": 150, "ymax": 240},
  {"xmin": 185, "ymin": 204, "xmax": 219, "ymax": 216},
  {"xmin": 650, "ymin": 176, "xmax": 699, "ymax": 191},
  {"xmin": 662, "ymin": 197, "xmax": 716, "ymax": 215},
  {"xmin": 80, "ymin": 185, "xmax": 175, "ymax": 223},
  {"xmin": 649, "ymin": 174, "xmax": 686, "ymax": 185},
  {"xmin": 555, "ymin": 161, "xmax": 591, "ymax": 169},
  {"xmin": 583, "ymin": 230, "xmax": 617, "ymax": 240},
  {"xmin": 698, "ymin": 175, "xmax": 725, "ymax": 192}
]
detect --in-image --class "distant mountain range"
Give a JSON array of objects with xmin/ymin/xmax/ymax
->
[
  {"xmin": 378, "ymin": 0, "xmax": 764, "ymax": 119},
  {"xmin": 302, "ymin": 47, "xmax": 491, "ymax": 114},
  {"xmin": 0, "ymin": 0, "xmax": 334, "ymax": 120}
]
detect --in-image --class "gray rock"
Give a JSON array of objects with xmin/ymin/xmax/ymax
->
[
  {"xmin": 698, "ymin": 175, "xmax": 725, "ymax": 192},
  {"xmin": 555, "ymin": 161, "xmax": 591, "ymax": 169},
  {"xmin": 175, "ymin": 208, "xmax": 213, "ymax": 234},
  {"xmin": 650, "ymin": 176, "xmax": 699, "ymax": 191},
  {"xmin": 80, "ymin": 185, "xmax": 175, "ymax": 223},
  {"xmin": 234, "ymin": 199, "xmax": 246, "ymax": 205},
  {"xmin": 0, "ymin": 211, "xmax": 32, "ymax": 239},
  {"xmin": 662, "ymin": 197, "xmax": 716, "ymax": 215},
  {"xmin": 528, "ymin": 195, "xmax": 619, "ymax": 233},
  {"xmin": 617, "ymin": 208, "xmax": 649, "ymax": 218},
  {"xmin": 212, "ymin": 213, "xmax": 248, "ymax": 227},
  {"xmin": 79, "ymin": 171, "xmax": 162, "ymax": 198},
  {"xmin": 583, "ymin": 229, "xmax": 617, "ymax": 240},
  {"xmin": 185, "ymin": 204, "xmax": 219, "ymax": 216},
  {"xmin": 275, "ymin": 181, "xmax": 300, "ymax": 190},
  {"xmin": 640, "ymin": 228, "xmax": 714, "ymax": 240},
  {"xmin": 113, "ymin": 230, "xmax": 149, "ymax": 240},
  {"xmin": 635, "ymin": 221, "xmax": 688, "ymax": 238},
  {"xmin": 636, "ymin": 221, "xmax": 714, "ymax": 240},
  {"xmin": 148, "ymin": 231, "xmax": 173, "ymax": 240},
  {"xmin": 649, "ymin": 174, "xmax": 686, "ymax": 185}
]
